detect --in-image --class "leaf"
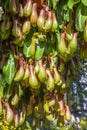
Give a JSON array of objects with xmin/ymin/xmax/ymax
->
[
  {"xmin": 52, "ymin": 47, "xmax": 58, "ymax": 57},
  {"xmin": 23, "ymin": 33, "xmax": 32, "ymax": 58},
  {"xmin": 26, "ymin": 121, "xmax": 32, "ymax": 129},
  {"xmin": 75, "ymin": 4, "xmax": 87, "ymax": 32},
  {"xmin": 50, "ymin": 119, "xmax": 58, "ymax": 130},
  {"xmin": 5, "ymin": 85, "xmax": 13, "ymax": 100},
  {"xmin": 0, "ymin": 86, "xmax": 4, "ymax": 98},
  {"xmin": 57, "ymin": 0, "xmax": 65, "ymax": 28},
  {"xmin": 23, "ymin": 44, "xmax": 31, "ymax": 58},
  {"xmin": 44, "ymin": 35, "xmax": 52, "ymax": 55},
  {"xmin": 0, "ymin": 75, "xmax": 5, "ymax": 98},
  {"xmin": 63, "ymin": 8, "xmax": 72, "ymax": 22},
  {"xmin": 81, "ymin": 0, "xmax": 87, "ymax": 6},
  {"xmin": 67, "ymin": 0, "xmax": 80, "ymax": 9},
  {"xmin": 51, "ymin": 0, "xmax": 57, "ymax": 10},
  {"xmin": 19, "ymin": 84, "xmax": 23, "ymax": 97},
  {"xmin": 35, "ymin": 43, "xmax": 45, "ymax": 60},
  {"xmin": 4, "ymin": 0, "xmax": 9, "ymax": 11},
  {"xmin": 2, "ymin": 54, "xmax": 16, "ymax": 85},
  {"xmin": 55, "ymin": 30, "xmax": 60, "ymax": 43}
]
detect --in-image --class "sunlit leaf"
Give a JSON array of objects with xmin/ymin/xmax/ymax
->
[
  {"xmin": 67, "ymin": 0, "xmax": 80, "ymax": 9},
  {"xmin": 75, "ymin": 4, "xmax": 87, "ymax": 31},
  {"xmin": 2, "ymin": 54, "xmax": 16, "ymax": 85},
  {"xmin": 81, "ymin": 0, "xmax": 87, "ymax": 6}
]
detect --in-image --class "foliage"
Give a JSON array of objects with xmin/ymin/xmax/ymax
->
[{"xmin": 0, "ymin": 0, "xmax": 87, "ymax": 129}]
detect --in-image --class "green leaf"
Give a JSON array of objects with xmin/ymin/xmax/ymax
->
[
  {"xmin": 57, "ymin": 0, "xmax": 65, "ymax": 28},
  {"xmin": 2, "ymin": 54, "xmax": 16, "ymax": 85},
  {"xmin": 23, "ymin": 44, "xmax": 31, "ymax": 58},
  {"xmin": 23, "ymin": 33, "xmax": 32, "ymax": 58},
  {"xmin": 75, "ymin": 4, "xmax": 87, "ymax": 32},
  {"xmin": 5, "ymin": 85, "xmax": 13, "ymax": 100},
  {"xmin": 52, "ymin": 47, "xmax": 58, "ymax": 57},
  {"xmin": 0, "ymin": 75, "xmax": 5, "ymax": 98},
  {"xmin": 63, "ymin": 8, "xmax": 72, "ymax": 22},
  {"xmin": 51, "ymin": 0, "xmax": 57, "ymax": 10},
  {"xmin": 35, "ymin": 42, "xmax": 45, "ymax": 60},
  {"xmin": 55, "ymin": 30, "xmax": 60, "ymax": 43},
  {"xmin": 67, "ymin": 0, "xmax": 80, "ymax": 9},
  {"xmin": 26, "ymin": 121, "xmax": 32, "ymax": 129},
  {"xmin": 19, "ymin": 84, "xmax": 23, "ymax": 97},
  {"xmin": 81, "ymin": 0, "xmax": 87, "ymax": 6},
  {"xmin": 0, "ymin": 86, "xmax": 4, "ymax": 98},
  {"xmin": 44, "ymin": 35, "xmax": 52, "ymax": 55}
]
